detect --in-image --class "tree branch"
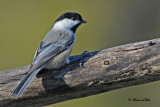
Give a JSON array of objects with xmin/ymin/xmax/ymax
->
[{"xmin": 1, "ymin": 38, "xmax": 160, "ymax": 107}]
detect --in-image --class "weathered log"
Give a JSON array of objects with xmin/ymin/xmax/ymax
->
[{"xmin": 0, "ymin": 38, "xmax": 160, "ymax": 107}]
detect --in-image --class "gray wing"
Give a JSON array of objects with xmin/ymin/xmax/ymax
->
[{"xmin": 29, "ymin": 32, "xmax": 74, "ymax": 72}]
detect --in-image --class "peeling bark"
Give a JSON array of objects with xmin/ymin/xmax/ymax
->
[{"xmin": 0, "ymin": 38, "xmax": 160, "ymax": 107}]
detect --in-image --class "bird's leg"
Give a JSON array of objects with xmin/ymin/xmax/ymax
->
[{"xmin": 67, "ymin": 51, "xmax": 88, "ymax": 67}]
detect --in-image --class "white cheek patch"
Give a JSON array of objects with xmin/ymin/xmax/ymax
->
[{"xmin": 52, "ymin": 19, "xmax": 80, "ymax": 30}]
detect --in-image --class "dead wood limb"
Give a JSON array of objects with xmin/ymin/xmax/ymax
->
[{"xmin": 1, "ymin": 38, "xmax": 160, "ymax": 107}]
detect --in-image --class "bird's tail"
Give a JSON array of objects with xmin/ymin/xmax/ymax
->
[{"xmin": 11, "ymin": 67, "xmax": 42, "ymax": 97}]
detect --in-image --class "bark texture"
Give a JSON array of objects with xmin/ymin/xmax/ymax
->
[{"xmin": 0, "ymin": 38, "xmax": 160, "ymax": 107}]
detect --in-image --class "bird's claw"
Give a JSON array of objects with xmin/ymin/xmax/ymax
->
[{"xmin": 79, "ymin": 51, "xmax": 88, "ymax": 68}]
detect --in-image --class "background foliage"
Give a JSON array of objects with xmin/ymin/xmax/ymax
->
[{"xmin": 0, "ymin": 0, "xmax": 160, "ymax": 107}]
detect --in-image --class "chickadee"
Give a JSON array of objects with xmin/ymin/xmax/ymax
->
[{"xmin": 11, "ymin": 12, "xmax": 87, "ymax": 97}]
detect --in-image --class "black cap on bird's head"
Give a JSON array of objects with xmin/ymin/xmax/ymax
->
[
  {"xmin": 54, "ymin": 12, "xmax": 87, "ymax": 32},
  {"xmin": 55, "ymin": 12, "xmax": 87, "ymax": 23}
]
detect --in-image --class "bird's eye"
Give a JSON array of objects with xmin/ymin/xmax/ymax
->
[{"xmin": 71, "ymin": 17, "xmax": 75, "ymax": 20}]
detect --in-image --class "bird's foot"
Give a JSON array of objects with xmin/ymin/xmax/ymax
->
[{"xmin": 79, "ymin": 51, "xmax": 88, "ymax": 67}]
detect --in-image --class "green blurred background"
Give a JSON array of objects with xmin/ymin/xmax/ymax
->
[{"xmin": 0, "ymin": 0, "xmax": 160, "ymax": 107}]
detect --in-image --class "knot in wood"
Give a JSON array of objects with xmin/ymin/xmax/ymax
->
[{"xmin": 104, "ymin": 60, "xmax": 109, "ymax": 65}]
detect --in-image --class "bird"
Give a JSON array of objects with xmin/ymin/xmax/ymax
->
[{"xmin": 11, "ymin": 12, "xmax": 87, "ymax": 97}]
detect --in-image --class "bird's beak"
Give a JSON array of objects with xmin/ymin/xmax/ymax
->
[{"xmin": 81, "ymin": 20, "xmax": 87, "ymax": 23}]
